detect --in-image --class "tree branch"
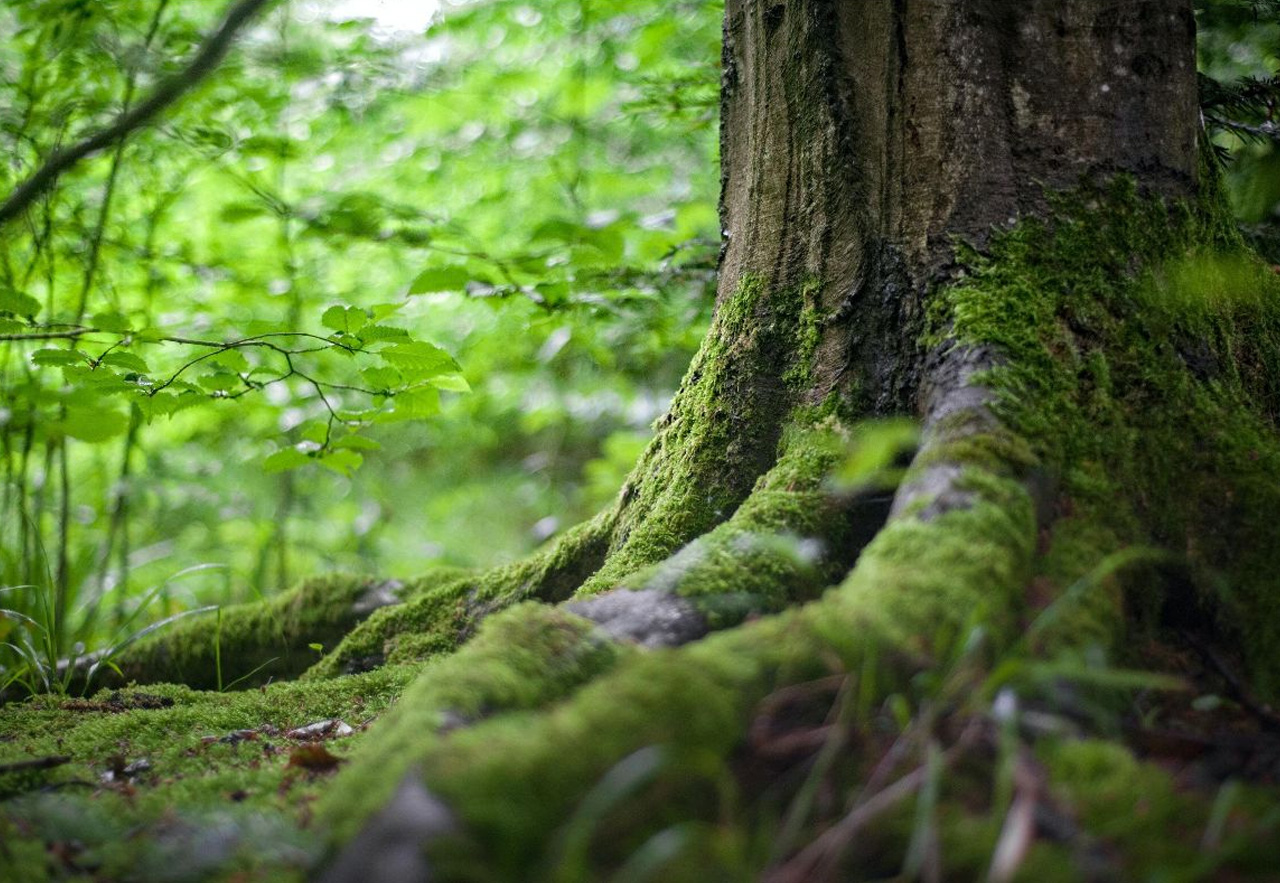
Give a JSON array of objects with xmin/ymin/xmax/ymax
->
[{"xmin": 0, "ymin": 0, "xmax": 276, "ymax": 229}]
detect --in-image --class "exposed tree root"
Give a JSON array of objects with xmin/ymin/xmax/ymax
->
[{"xmin": 315, "ymin": 337, "xmax": 1048, "ymax": 880}]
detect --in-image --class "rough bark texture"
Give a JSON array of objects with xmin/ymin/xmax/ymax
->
[{"xmin": 6, "ymin": 2, "xmax": 1280, "ymax": 881}]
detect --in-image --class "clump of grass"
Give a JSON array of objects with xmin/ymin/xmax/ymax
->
[{"xmin": 1, "ymin": 567, "xmax": 220, "ymax": 699}]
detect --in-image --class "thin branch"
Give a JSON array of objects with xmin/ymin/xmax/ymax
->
[{"xmin": 0, "ymin": 0, "xmax": 277, "ymax": 229}]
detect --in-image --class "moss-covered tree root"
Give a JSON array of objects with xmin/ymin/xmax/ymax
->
[{"xmin": 312, "ymin": 187, "xmax": 1280, "ymax": 880}]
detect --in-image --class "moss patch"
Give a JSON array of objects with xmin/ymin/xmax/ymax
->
[
  {"xmin": 932, "ymin": 176, "xmax": 1280, "ymax": 696},
  {"xmin": 325, "ymin": 438, "xmax": 1039, "ymax": 879},
  {"xmin": 609, "ymin": 421, "xmax": 879, "ymax": 626},
  {"xmin": 305, "ymin": 511, "xmax": 615, "ymax": 678},
  {"xmin": 318, "ymin": 602, "xmax": 627, "ymax": 843},
  {"xmin": 100, "ymin": 574, "xmax": 419, "ymax": 692},
  {"xmin": 0, "ymin": 666, "xmax": 416, "ymax": 881},
  {"xmin": 579, "ymin": 275, "xmax": 826, "ymax": 595}
]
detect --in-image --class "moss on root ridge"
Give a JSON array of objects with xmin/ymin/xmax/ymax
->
[
  {"xmin": 100, "ymin": 573, "xmax": 415, "ymax": 692},
  {"xmin": 304, "ymin": 510, "xmax": 616, "ymax": 679},
  {"xmin": 934, "ymin": 176, "xmax": 1280, "ymax": 696},
  {"xmin": 578, "ymin": 274, "xmax": 830, "ymax": 595},
  {"xmin": 319, "ymin": 438, "xmax": 1039, "ymax": 880}
]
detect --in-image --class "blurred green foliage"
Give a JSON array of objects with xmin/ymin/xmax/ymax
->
[{"xmin": 0, "ymin": 0, "xmax": 720, "ymax": 675}]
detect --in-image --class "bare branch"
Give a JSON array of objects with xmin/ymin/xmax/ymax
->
[{"xmin": 0, "ymin": 0, "xmax": 277, "ymax": 230}]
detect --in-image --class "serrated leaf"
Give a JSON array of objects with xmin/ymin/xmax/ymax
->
[
  {"xmin": 101, "ymin": 352, "xmax": 150, "ymax": 373},
  {"xmin": 322, "ymin": 305, "xmax": 367, "ymax": 334},
  {"xmin": 210, "ymin": 350, "xmax": 249, "ymax": 372},
  {"xmin": 263, "ymin": 447, "xmax": 313, "ymax": 473},
  {"xmin": 318, "ymin": 449, "xmax": 363, "ymax": 476},
  {"xmin": 378, "ymin": 341, "xmax": 458, "ymax": 380},
  {"xmin": 63, "ymin": 370, "xmax": 135, "ymax": 395},
  {"xmin": 428, "ymin": 373, "xmax": 471, "ymax": 392},
  {"xmin": 357, "ymin": 324, "xmax": 411, "ymax": 344},
  {"xmin": 138, "ymin": 392, "xmax": 205, "ymax": 421},
  {"xmin": 333, "ymin": 435, "xmax": 381, "ymax": 452},
  {"xmin": 375, "ymin": 387, "xmax": 439, "ymax": 423},
  {"xmin": 32, "ymin": 349, "xmax": 88, "ymax": 367},
  {"xmin": 0, "ymin": 288, "xmax": 40, "ymax": 318},
  {"xmin": 408, "ymin": 266, "xmax": 470, "ymax": 294},
  {"xmin": 360, "ymin": 366, "xmax": 402, "ymax": 390}
]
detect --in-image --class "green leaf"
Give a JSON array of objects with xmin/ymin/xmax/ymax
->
[
  {"xmin": 58, "ymin": 405, "xmax": 129, "ymax": 443},
  {"xmin": 428, "ymin": 373, "xmax": 471, "ymax": 392},
  {"xmin": 361, "ymin": 366, "xmax": 402, "ymax": 390},
  {"xmin": 101, "ymin": 352, "xmax": 150, "ymax": 373},
  {"xmin": 370, "ymin": 303, "xmax": 404, "ymax": 322},
  {"xmin": 333, "ymin": 434, "xmax": 381, "ymax": 452},
  {"xmin": 299, "ymin": 422, "xmax": 328, "ymax": 445},
  {"xmin": 318, "ymin": 449, "xmax": 364, "ymax": 476},
  {"xmin": 210, "ymin": 350, "xmax": 249, "ymax": 372},
  {"xmin": 138, "ymin": 392, "xmax": 204, "ymax": 421},
  {"xmin": 198, "ymin": 372, "xmax": 240, "ymax": 392},
  {"xmin": 0, "ymin": 318, "xmax": 24, "ymax": 334},
  {"xmin": 263, "ymin": 447, "xmax": 313, "ymax": 473},
  {"xmin": 530, "ymin": 218, "xmax": 583, "ymax": 244},
  {"xmin": 322, "ymin": 305, "xmax": 368, "ymax": 335},
  {"xmin": 357, "ymin": 324, "xmax": 411, "ymax": 344},
  {"xmin": 132, "ymin": 328, "xmax": 169, "ymax": 343},
  {"xmin": 31, "ymin": 349, "xmax": 88, "ymax": 367},
  {"xmin": 378, "ymin": 341, "xmax": 459, "ymax": 380},
  {"xmin": 0, "ymin": 288, "xmax": 40, "ymax": 318},
  {"xmin": 408, "ymin": 266, "xmax": 470, "ymax": 294},
  {"xmin": 375, "ymin": 387, "xmax": 440, "ymax": 423}
]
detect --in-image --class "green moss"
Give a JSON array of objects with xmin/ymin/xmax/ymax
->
[
  {"xmin": 324, "ymin": 432, "xmax": 1040, "ymax": 879},
  {"xmin": 103, "ymin": 574, "xmax": 419, "ymax": 691},
  {"xmin": 1041, "ymin": 739, "xmax": 1280, "ymax": 879},
  {"xmin": 305, "ymin": 511, "xmax": 615, "ymax": 678},
  {"xmin": 318, "ymin": 602, "xmax": 627, "ymax": 843},
  {"xmin": 932, "ymin": 177, "xmax": 1280, "ymax": 696},
  {"xmin": 781, "ymin": 280, "xmax": 823, "ymax": 389},
  {"xmin": 609, "ymin": 422, "xmax": 866, "ymax": 625},
  {"xmin": 0, "ymin": 666, "xmax": 417, "ymax": 881}
]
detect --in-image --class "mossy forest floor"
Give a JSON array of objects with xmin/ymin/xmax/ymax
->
[{"xmin": 5, "ymin": 182, "xmax": 1280, "ymax": 880}]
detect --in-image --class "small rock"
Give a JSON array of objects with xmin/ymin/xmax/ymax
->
[
  {"xmin": 287, "ymin": 719, "xmax": 354, "ymax": 740},
  {"xmin": 565, "ymin": 589, "xmax": 708, "ymax": 648}
]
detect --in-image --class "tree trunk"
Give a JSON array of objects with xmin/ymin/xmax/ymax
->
[{"xmin": 8, "ymin": 2, "xmax": 1280, "ymax": 881}]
